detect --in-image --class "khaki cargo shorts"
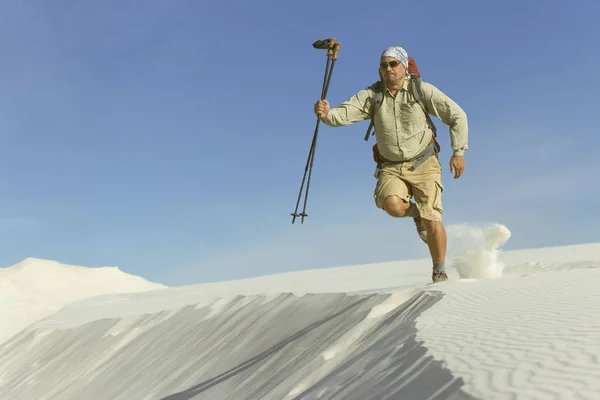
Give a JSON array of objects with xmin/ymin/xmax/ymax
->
[{"xmin": 373, "ymin": 155, "xmax": 444, "ymax": 221}]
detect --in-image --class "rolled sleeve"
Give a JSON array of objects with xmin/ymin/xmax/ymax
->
[{"xmin": 321, "ymin": 88, "xmax": 372, "ymax": 127}]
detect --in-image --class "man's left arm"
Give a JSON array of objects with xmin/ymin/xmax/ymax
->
[{"xmin": 421, "ymin": 82, "xmax": 469, "ymax": 157}]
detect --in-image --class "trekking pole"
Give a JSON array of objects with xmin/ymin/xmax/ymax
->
[{"xmin": 291, "ymin": 38, "xmax": 341, "ymax": 224}]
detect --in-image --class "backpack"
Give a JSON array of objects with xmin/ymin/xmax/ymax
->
[{"xmin": 364, "ymin": 57, "xmax": 440, "ymax": 164}]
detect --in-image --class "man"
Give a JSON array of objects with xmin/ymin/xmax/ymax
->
[{"xmin": 314, "ymin": 46, "xmax": 468, "ymax": 283}]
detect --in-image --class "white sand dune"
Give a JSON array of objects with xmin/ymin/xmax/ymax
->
[
  {"xmin": 1, "ymin": 224, "xmax": 600, "ymax": 399},
  {"xmin": 0, "ymin": 257, "xmax": 166, "ymax": 345}
]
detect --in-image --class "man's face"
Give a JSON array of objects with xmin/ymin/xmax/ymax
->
[{"xmin": 379, "ymin": 56, "xmax": 406, "ymax": 85}]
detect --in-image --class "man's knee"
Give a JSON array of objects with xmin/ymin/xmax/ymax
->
[{"xmin": 383, "ymin": 195, "xmax": 411, "ymax": 217}]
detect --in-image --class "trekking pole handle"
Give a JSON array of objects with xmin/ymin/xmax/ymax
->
[
  {"xmin": 327, "ymin": 38, "xmax": 336, "ymax": 57},
  {"xmin": 332, "ymin": 42, "xmax": 341, "ymax": 60},
  {"xmin": 312, "ymin": 38, "xmax": 336, "ymax": 50}
]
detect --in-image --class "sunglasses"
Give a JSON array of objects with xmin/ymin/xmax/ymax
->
[{"xmin": 380, "ymin": 60, "xmax": 403, "ymax": 69}]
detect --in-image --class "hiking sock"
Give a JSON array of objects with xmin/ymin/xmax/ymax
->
[{"xmin": 433, "ymin": 261, "xmax": 445, "ymax": 272}]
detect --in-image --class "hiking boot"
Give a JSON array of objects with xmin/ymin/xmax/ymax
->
[
  {"xmin": 413, "ymin": 215, "xmax": 428, "ymax": 244},
  {"xmin": 432, "ymin": 270, "xmax": 448, "ymax": 283}
]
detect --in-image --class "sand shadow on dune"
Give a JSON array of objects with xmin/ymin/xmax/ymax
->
[
  {"xmin": 291, "ymin": 291, "xmax": 479, "ymax": 400},
  {"xmin": 161, "ymin": 295, "xmax": 375, "ymax": 399},
  {"xmin": 161, "ymin": 290, "xmax": 478, "ymax": 400}
]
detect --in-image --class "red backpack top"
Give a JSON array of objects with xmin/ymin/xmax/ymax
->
[{"xmin": 407, "ymin": 57, "xmax": 421, "ymax": 77}]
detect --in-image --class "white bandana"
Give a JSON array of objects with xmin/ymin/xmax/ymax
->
[{"xmin": 380, "ymin": 46, "xmax": 408, "ymax": 69}]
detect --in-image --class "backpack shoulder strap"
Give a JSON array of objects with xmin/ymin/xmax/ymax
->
[
  {"xmin": 364, "ymin": 81, "xmax": 384, "ymax": 141},
  {"xmin": 408, "ymin": 73, "xmax": 440, "ymax": 154},
  {"xmin": 407, "ymin": 73, "xmax": 437, "ymax": 138}
]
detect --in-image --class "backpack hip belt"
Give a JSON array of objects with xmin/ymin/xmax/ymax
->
[
  {"xmin": 407, "ymin": 139, "xmax": 438, "ymax": 171},
  {"xmin": 374, "ymin": 137, "xmax": 438, "ymax": 171}
]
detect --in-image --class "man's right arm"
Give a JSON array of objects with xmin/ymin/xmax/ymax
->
[{"xmin": 320, "ymin": 88, "xmax": 372, "ymax": 127}]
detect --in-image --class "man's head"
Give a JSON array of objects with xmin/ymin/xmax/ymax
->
[{"xmin": 379, "ymin": 46, "xmax": 408, "ymax": 87}]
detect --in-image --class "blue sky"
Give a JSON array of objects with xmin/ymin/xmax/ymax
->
[{"xmin": 0, "ymin": 0, "xmax": 598, "ymax": 286}]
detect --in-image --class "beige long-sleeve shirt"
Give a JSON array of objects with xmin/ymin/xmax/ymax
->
[{"xmin": 321, "ymin": 77, "xmax": 468, "ymax": 161}]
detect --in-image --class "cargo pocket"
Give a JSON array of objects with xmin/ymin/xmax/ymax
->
[
  {"xmin": 373, "ymin": 177, "xmax": 387, "ymax": 209},
  {"xmin": 432, "ymin": 181, "xmax": 444, "ymax": 216}
]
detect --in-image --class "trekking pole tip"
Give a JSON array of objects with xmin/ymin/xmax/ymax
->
[
  {"xmin": 291, "ymin": 212, "xmax": 307, "ymax": 220},
  {"xmin": 291, "ymin": 212, "xmax": 308, "ymax": 224}
]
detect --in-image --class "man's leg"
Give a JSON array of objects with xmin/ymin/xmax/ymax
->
[
  {"xmin": 374, "ymin": 164, "xmax": 412, "ymax": 215},
  {"xmin": 374, "ymin": 164, "xmax": 428, "ymax": 242},
  {"xmin": 404, "ymin": 156, "xmax": 448, "ymax": 282},
  {"xmin": 423, "ymin": 219, "xmax": 447, "ymax": 272}
]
